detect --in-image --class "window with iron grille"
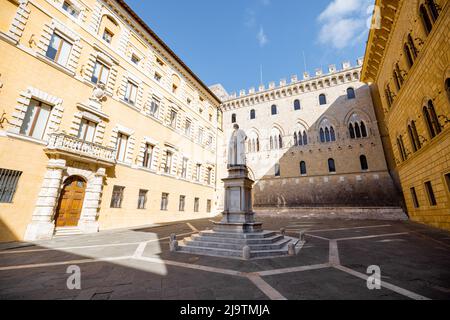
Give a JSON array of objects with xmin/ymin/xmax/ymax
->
[
  {"xmin": 0, "ymin": 169, "xmax": 22, "ymax": 203},
  {"xmin": 137, "ymin": 189, "xmax": 148, "ymax": 210}
]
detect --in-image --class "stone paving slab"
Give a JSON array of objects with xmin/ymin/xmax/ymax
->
[{"xmin": 1, "ymin": 216, "xmax": 450, "ymax": 300}]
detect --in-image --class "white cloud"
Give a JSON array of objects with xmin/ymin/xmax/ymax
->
[
  {"xmin": 257, "ymin": 26, "xmax": 268, "ymax": 47},
  {"xmin": 317, "ymin": 0, "xmax": 373, "ymax": 49}
]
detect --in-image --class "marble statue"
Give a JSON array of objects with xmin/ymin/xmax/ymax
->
[{"xmin": 228, "ymin": 124, "xmax": 247, "ymax": 167}]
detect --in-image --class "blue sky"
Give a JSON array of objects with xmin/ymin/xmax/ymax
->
[{"xmin": 126, "ymin": 0, "xmax": 374, "ymax": 94}]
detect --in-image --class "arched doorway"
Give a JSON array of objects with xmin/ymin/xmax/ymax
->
[{"xmin": 54, "ymin": 176, "xmax": 86, "ymax": 227}]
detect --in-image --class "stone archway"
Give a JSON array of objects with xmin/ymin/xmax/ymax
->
[{"xmin": 54, "ymin": 176, "xmax": 86, "ymax": 227}]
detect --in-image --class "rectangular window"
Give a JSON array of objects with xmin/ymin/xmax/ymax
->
[
  {"xmin": 154, "ymin": 72, "xmax": 162, "ymax": 82},
  {"xmin": 207, "ymin": 168, "xmax": 212, "ymax": 185},
  {"xmin": 150, "ymin": 98, "xmax": 159, "ymax": 117},
  {"xmin": 46, "ymin": 33, "xmax": 72, "ymax": 67},
  {"xmin": 196, "ymin": 164, "xmax": 201, "ymax": 182},
  {"xmin": 142, "ymin": 143, "xmax": 154, "ymax": 169},
  {"xmin": 172, "ymin": 84, "xmax": 178, "ymax": 94},
  {"xmin": 124, "ymin": 81, "xmax": 138, "ymax": 105},
  {"xmin": 185, "ymin": 120, "xmax": 192, "ymax": 137},
  {"xmin": 20, "ymin": 99, "xmax": 52, "ymax": 140},
  {"xmin": 179, "ymin": 195, "xmax": 186, "ymax": 212},
  {"xmin": 137, "ymin": 189, "xmax": 147, "ymax": 209},
  {"xmin": 410, "ymin": 187, "xmax": 419, "ymax": 208},
  {"xmin": 116, "ymin": 133, "xmax": 129, "ymax": 162},
  {"xmin": 131, "ymin": 54, "xmax": 140, "ymax": 65},
  {"xmin": 110, "ymin": 186, "xmax": 124, "ymax": 208},
  {"xmin": 91, "ymin": 60, "xmax": 110, "ymax": 85},
  {"xmin": 103, "ymin": 29, "xmax": 113, "ymax": 44},
  {"xmin": 181, "ymin": 158, "xmax": 188, "ymax": 179},
  {"xmin": 194, "ymin": 197, "xmax": 200, "ymax": 213},
  {"xmin": 206, "ymin": 199, "xmax": 212, "ymax": 213},
  {"xmin": 62, "ymin": 1, "xmax": 80, "ymax": 18},
  {"xmin": 170, "ymin": 110, "xmax": 177, "ymax": 128},
  {"xmin": 164, "ymin": 151, "xmax": 173, "ymax": 174},
  {"xmin": 425, "ymin": 181, "xmax": 437, "ymax": 206},
  {"xmin": 0, "ymin": 169, "xmax": 22, "ymax": 203},
  {"xmin": 198, "ymin": 128, "xmax": 204, "ymax": 144},
  {"xmin": 161, "ymin": 193, "xmax": 169, "ymax": 211},
  {"xmin": 77, "ymin": 119, "xmax": 97, "ymax": 143}
]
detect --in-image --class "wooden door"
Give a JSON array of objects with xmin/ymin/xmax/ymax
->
[{"xmin": 55, "ymin": 176, "xmax": 86, "ymax": 227}]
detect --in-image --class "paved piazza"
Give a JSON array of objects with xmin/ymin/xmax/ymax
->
[{"xmin": 1, "ymin": 217, "xmax": 450, "ymax": 300}]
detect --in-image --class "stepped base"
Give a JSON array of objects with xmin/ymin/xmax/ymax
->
[
  {"xmin": 54, "ymin": 227, "xmax": 83, "ymax": 237},
  {"xmin": 177, "ymin": 229, "xmax": 302, "ymax": 260}
]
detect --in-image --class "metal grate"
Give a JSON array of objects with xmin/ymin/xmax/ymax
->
[{"xmin": 0, "ymin": 169, "xmax": 23, "ymax": 203}]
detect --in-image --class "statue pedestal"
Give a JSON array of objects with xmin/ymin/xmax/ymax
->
[{"xmin": 177, "ymin": 165, "xmax": 303, "ymax": 260}]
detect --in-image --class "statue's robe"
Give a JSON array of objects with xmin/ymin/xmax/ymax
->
[{"xmin": 228, "ymin": 129, "xmax": 247, "ymax": 167}]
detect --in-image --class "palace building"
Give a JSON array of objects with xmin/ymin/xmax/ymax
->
[
  {"xmin": 0, "ymin": 0, "xmax": 448, "ymax": 243},
  {"xmin": 215, "ymin": 62, "xmax": 404, "ymax": 217},
  {"xmin": 362, "ymin": 0, "xmax": 450, "ymax": 230},
  {"xmin": 0, "ymin": 0, "xmax": 222, "ymax": 242}
]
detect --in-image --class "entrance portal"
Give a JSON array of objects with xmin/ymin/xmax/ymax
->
[{"xmin": 54, "ymin": 176, "xmax": 86, "ymax": 227}]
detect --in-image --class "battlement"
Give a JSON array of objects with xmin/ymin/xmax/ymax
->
[{"xmin": 224, "ymin": 58, "xmax": 364, "ymax": 101}]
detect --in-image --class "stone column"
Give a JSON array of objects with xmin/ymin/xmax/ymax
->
[
  {"xmin": 24, "ymin": 159, "xmax": 66, "ymax": 241},
  {"xmin": 78, "ymin": 167, "xmax": 106, "ymax": 234}
]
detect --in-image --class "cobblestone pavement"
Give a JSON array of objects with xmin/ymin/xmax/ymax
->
[{"xmin": 1, "ymin": 216, "xmax": 450, "ymax": 300}]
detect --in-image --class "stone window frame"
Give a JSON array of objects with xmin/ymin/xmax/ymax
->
[
  {"xmin": 37, "ymin": 19, "xmax": 82, "ymax": 74},
  {"xmin": 84, "ymin": 49, "xmax": 119, "ymax": 96},
  {"xmin": 8, "ymin": 86, "xmax": 64, "ymax": 142},
  {"xmin": 4, "ymin": 0, "xmax": 30, "ymax": 43},
  {"xmin": 69, "ymin": 111, "xmax": 106, "ymax": 146},
  {"xmin": 118, "ymin": 73, "xmax": 144, "ymax": 110},
  {"xmin": 137, "ymin": 136, "xmax": 160, "ymax": 172},
  {"xmin": 110, "ymin": 125, "xmax": 135, "ymax": 165}
]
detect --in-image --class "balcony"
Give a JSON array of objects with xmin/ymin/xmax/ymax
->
[{"xmin": 45, "ymin": 133, "xmax": 117, "ymax": 166}]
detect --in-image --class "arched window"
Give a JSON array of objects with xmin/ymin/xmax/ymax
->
[
  {"xmin": 279, "ymin": 134, "xmax": 283, "ymax": 148},
  {"xmin": 320, "ymin": 128, "xmax": 325, "ymax": 143},
  {"xmin": 427, "ymin": 0, "xmax": 439, "ymax": 21},
  {"xmin": 393, "ymin": 70, "xmax": 401, "ymax": 91},
  {"xmin": 330, "ymin": 127, "xmax": 336, "ymax": 142},
  {"xmin": 397, "ymin": 135, "xmax": 408, "ymax": 161},
  {"xmin": 355, "ymin": 123, "xmax": 361, "ymax": 138},
  {"xmin": 256, "ymin": 138, "xmax": 260, "ymax": 152},
  {"xmin": 298, "ymin": 131, "xmax": 303, "ymax": 146},
  {"xmin": 360, "ymin": 155, "xmax": 369, "ymax": 171},
  {"xmin": 250, "ymin": 109, "xmax": 256, "ymax": 120},
  {"xmin": 231, "ymin": 113, "xmax": 236, "ymax": 123},
  {"xmin": 423, "ymin": 100, "xmax": 441, "ymax": 139},
  {"xmin": 408, "ymin": 121, "xmax": 422, "ymax": 152},
  {"xmin": 294, "ymin": 132, "xmax": 298, "ymax": 146},
  {"xmin": 361, "ymin": 122, "xmax": 368, "ymax": 138},
  {"xmin": 404, "ymin": 43, "xmax": 414, "ymax": 68},
  {"xmin": 303, "ymin": 131, "xmax": 308, "ymax": 145},
  {"xmin": 294, "ymin": 100, "xmax": 301, "ymax": 110},
  {"xmin": 319, "ymin": 94, "xmax": 327, "ymax": 105},
  {"xmin": 300, "ymin": 161, "xmax": 307, "ymax": 175},
  {"xmin": 349, "ymin": 123, "xmax": 355, "ymax": 139},
  {"xmin": 420, "ymin": 4, "xmax": 433, "ymax": 35},
  {"xmin": 347, "ymin": 88, "xmax": 356, "ymax": 100},
  {"xmin": 325, "ymin": 128, "xmax": 330, "ymax": 142},
  {"xmin": 271, "ymin": 105, "xmax": 277, "ymax": 115},
  {"xmin": 328, "ymin": 158, "xmax": 336, "ymax": 173}
]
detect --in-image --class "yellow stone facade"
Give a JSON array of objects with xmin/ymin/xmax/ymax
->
[
  {"xmin": 0, "ymin": 0, "xmax": 222, "ymax": 242},
  {"xmin": 362, "ymin": 0, "xmax": 450, "ymax": 230}
]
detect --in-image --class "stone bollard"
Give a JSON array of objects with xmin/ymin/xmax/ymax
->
[
  {"xmin": 288, "ymin": 243, "xmax": 295, "ymax": 256},
  {"xmin": 169, "ymin": 233, "xmax": 178, "ymax": 252},
  {"xmin": 170, "ymin": 240, "xmax": 179, "ymax": 252},
  {"xmin": 280, "ymin": 228, "xmax": 286, "ymax": 236},
  {"xmin": 243, "ymin": 246, "xmax": 251, "ymax": 260},
  {"xmin": 299, "ymin": 230, "xmax": 306, "ymax": 242}
]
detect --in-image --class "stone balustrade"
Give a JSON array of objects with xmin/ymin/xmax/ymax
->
[{"xmin": 46, "ymin": 133, "xmax": 117, "ymax": 165}]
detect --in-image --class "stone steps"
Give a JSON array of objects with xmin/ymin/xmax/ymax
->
[
  {"xmin": 198, "ymin": 230, "xmax": 277, "ymax": 239},
  {"xmin": 191, "ymin": 233, "xmax": 285, "ymax": 245},
  {"xmin": 54, "ymin": 227, "xmax": 83, "ymax": 237},
  {"xmin": 184, "ymin": 237, "xmax": 292, "ymax": 251},
  {"xmin": 178, "ymin": 241, "xmax": 297, "ymax": 259}
]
